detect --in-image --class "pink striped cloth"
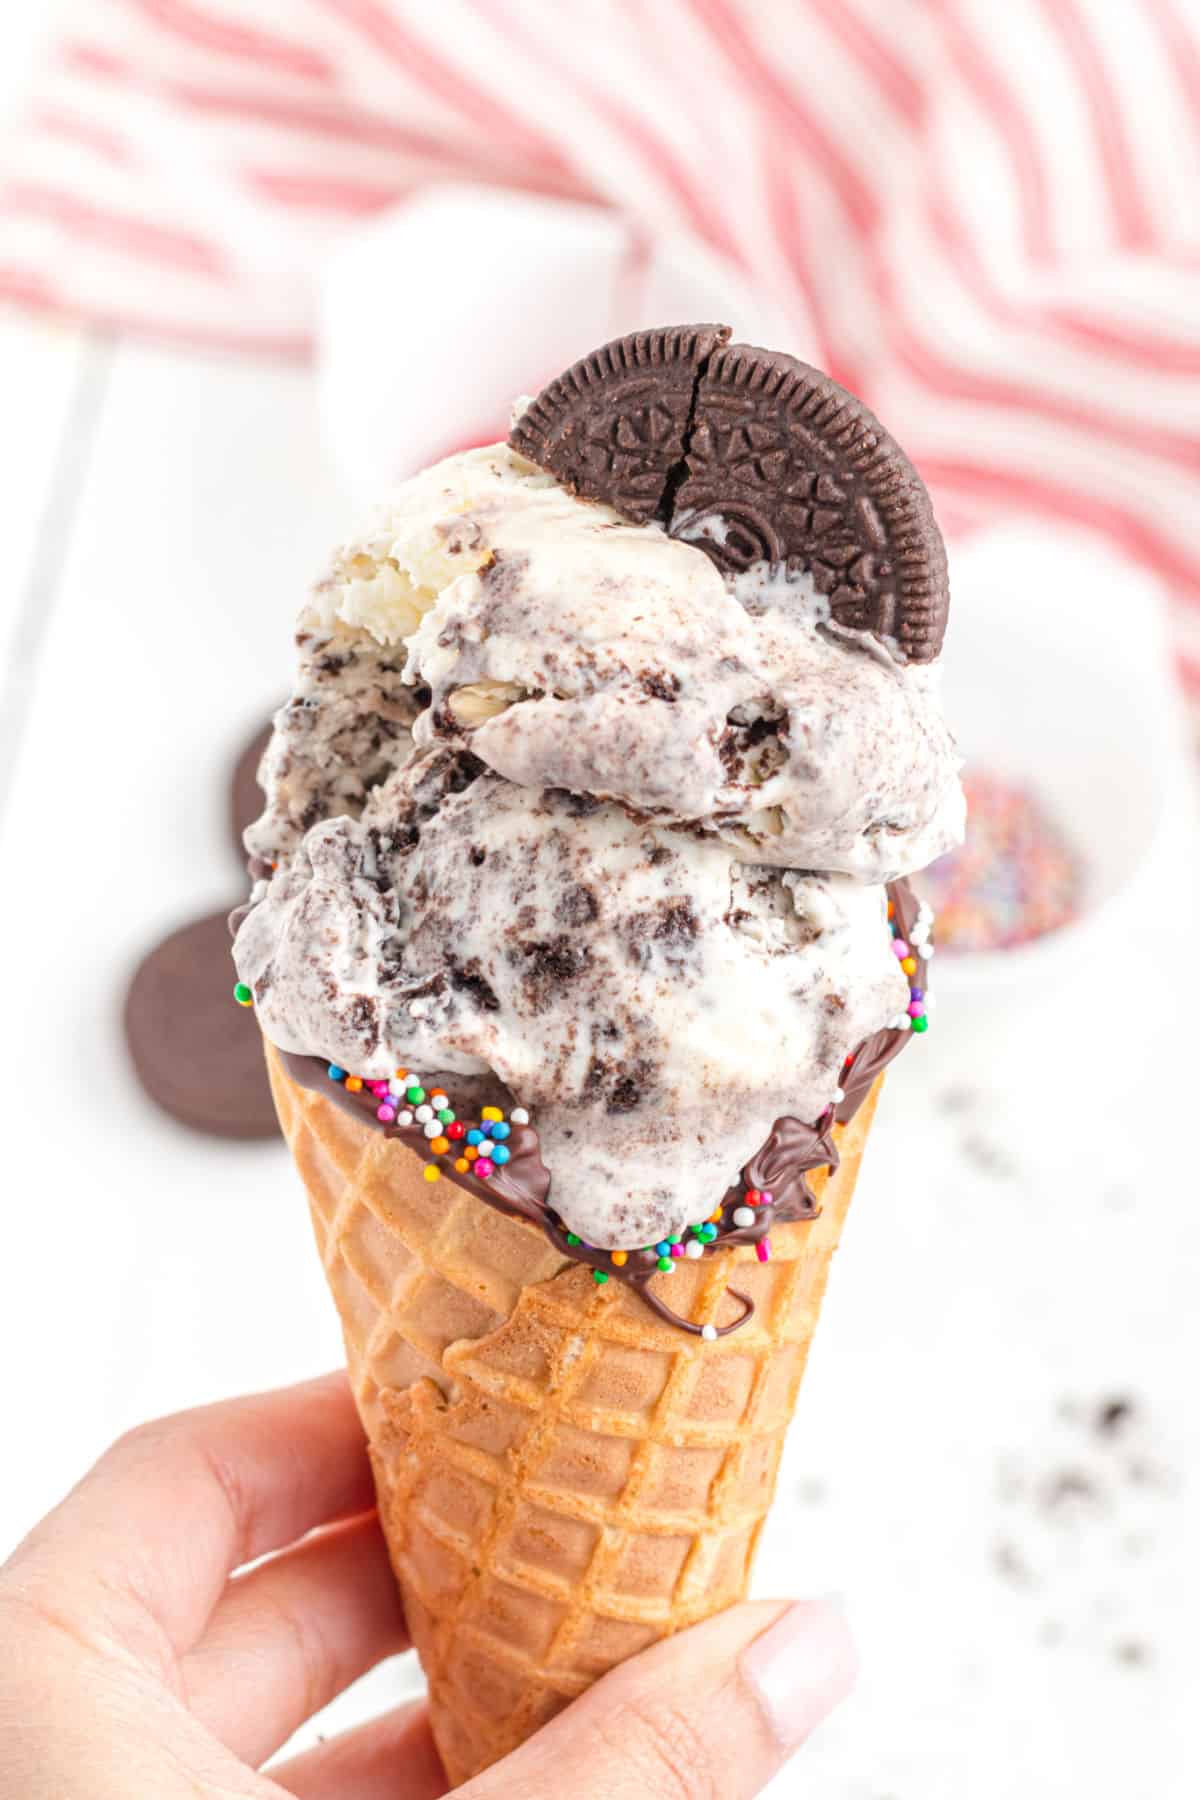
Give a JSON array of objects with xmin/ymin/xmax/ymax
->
[{"xmin": 4, "ymin": 1, "xmax": 1200, "ymax": 715}]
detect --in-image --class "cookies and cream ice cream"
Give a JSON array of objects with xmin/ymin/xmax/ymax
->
[
  {"xmin": 235, "ymin": 326, "xmax": 961, "ymax": 1314},
  {"xmin": 238, "ymin": 753, "xmax": 911, "ymax": 1248},
  {"xmin": 247, "ymin": 444, "xmax": 961, "ymax": 884}
]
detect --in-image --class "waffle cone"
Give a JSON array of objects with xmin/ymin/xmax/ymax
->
[{"xmin": 266, "ymin": 1042, "xmax": 881, "ymax": 1784}]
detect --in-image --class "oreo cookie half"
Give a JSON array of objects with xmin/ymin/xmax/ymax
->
[{"xmin": 509, "ymin": 324, "xmax": 948, "ymax": 661}]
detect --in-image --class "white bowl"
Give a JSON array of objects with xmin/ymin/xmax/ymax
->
[
  {"xmin": 907, "ymin": 524, "xmax": 1198, "ymax": 1098},
  {"xmin": 317, "ymin": 185, "xmax": 796, "ymax": 501}
]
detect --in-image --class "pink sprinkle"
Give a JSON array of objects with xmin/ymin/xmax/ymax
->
[
  {"xmin": 670, "ymin": 1243, "xmax": 684, "ymax": 1257},
  {"xmin": 760, "ymin": 1191, "xmax": 773, "ymax": 1205},
  {"xmin": 892, "ymin": 939, "xmax": 909, "ymax": 958},
  {"xmin": 756, "ymin": 1238, "xmax": 771, "ymax": 1263},
  {"xmin": 474, "ymin": 1157, "xmax": 495, "ymax": 1179},
  {"xmin": 376, "ymin": 1104, "xmax": 396, "ymax": 1122},
  {"xmin": 908, "ymin": 1001, "xmax": 926, "ymax": 1019},
  {"xmin": 369, "ymin": 1081, "xmax": 389, "ymax": 1096}
]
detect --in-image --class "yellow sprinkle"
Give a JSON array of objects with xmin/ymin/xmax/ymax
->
[
  {"xmin": 901, "ymin": 956, "xmax": 917, "ymax": 976},
  {"xmin": 464, "ymin": 1146, "xmax": 479, "ymax": 1162},
  {"xmin": 345, "ymin": 1077, "xmax": 363, "ymax": 1093},
  {"xmin": 430, "ymin": 1135, "xmax": 449, "ymax": 1155},
  {"xmin": 707, "ymin": 1209, "xmax": 723, "ymax": 1224},
  {"xmin": 394, "ymin": 1068, "xmax": 407, "ymax": 1080},
  {"xmin": 611, "ymin": 1250, "xmax": 628, "ymax": 1267},
  {"xmin": 423, "ymin": 1165, "xmax": 440, "ymax": 1183},
  {"xmin": 454, "ymin": 1157, "xmax": 469, "ymax": 1173},
  {"xmin": 481, "ymin": 1105, "xmax": 503, "ymax": 1122}
]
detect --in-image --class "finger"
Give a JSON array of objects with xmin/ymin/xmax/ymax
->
[
  {"xmin": 463, "ymin": 1599, "xmax": 856, "ymax": 1800},
  {"xmin": 3, "ymin": 1372, "xmax": 374, "ymax": 1667},
  {"xmin": 270, "ymin": 1700, "xmax": 447, "ymax": 1800},
  {"xmin": 182, "ymin": 1513, "xmax": 408, "ymax": 1767}
]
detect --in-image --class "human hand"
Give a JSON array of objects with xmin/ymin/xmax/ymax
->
[{"xmin": 0, "ymin": 1374, "xmax": 855, "ymax": 1798}]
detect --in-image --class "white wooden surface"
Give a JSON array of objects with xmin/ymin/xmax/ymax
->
[{"xmin": 2, "ymin": 16, "xmax": 1199, "ymax": 1791}]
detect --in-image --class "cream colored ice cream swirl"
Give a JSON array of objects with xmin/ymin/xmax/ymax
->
[{"xmin": 282, "ymin": 442, "xmax": 963, "ymax": 883}]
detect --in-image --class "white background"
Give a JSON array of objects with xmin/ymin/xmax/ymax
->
[{"xmin": 2, "ymin": 8, "xmax": 1200, "ymax": 1796}]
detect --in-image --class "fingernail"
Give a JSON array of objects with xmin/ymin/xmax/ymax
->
[{"xmin": 740, "ymin": 1599, "xmax": 858, "ymax": 1748}]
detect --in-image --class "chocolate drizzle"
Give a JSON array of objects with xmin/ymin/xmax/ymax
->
[{"xmin": 277, "ymin": 879, "xmax": 926, "ymax": 1338}]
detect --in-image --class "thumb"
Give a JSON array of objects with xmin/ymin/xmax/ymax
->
[{"xmin": 461, "ymin": 1598, "xmax": 856, "ymax": 1800}]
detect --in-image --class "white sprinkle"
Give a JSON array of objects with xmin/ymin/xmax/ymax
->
[
  {"xmin": 414, "ymin": 1104, "xmax": 434, "ymax": 1122},
  {"xmin": 396, "ymin": 1111, "xmax": 414, "ymax": 1128},
  {"xmin": 404, "ymin": 1075, "xmax": 422, "ymax": 1089},
  {"xmin": 510, "ymin": 1107, "xmax": 530, "ymax": 1125},
  {"xmin": 422, "ymin": 1119, "xmax": 441, "ymax": 1139},
  {"xmin": 732, "ymin": 1205, "xmax": 755, "ymax": 1228},
  {"xmin": 685, "ymin": 1239, "xmax": 705, "ymax": 1259},
  {"xmin": 918, "ymin": 943, "xmax": 934, "ymax": 960},
  {"xmin": 895, "ymin": 1014, "xmax": 912, "ymax": 1030},
  {"xmin": 701, "ymin": 1324, "xmax": 718, "ymax": 1342},
  {"xmin": 388, "ymin": 1078, "xmax": 406, "ymax": 1096},
  {"xmin": 833, "ymin": 1086, "xmax": 845, "ymax": 1103},
  {"xmin": 477, "ymin": 1140, "xmax": 495, "ymax": 1157}
]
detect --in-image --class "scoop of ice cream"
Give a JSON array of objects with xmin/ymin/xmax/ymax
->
[
  {"xmin": 300, "ymin": 443, "xmax": 962, "ymax": 882},
  {"xmin": 246, "ymin": 621, "xmax": 420, "ymax": 872},
  {"xmin": 235, "ymin": 751, "xmax": 909, "ymax": 1247}
]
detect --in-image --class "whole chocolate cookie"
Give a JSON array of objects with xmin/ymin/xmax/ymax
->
[
  {"xmin": 510, "ymin": 324, "xmax": 949, "ymax": 661},
  {"xmin": 125, "ymin": 910, "xmax": 277, "ymax": 1140},
  {"xmin": 231, "ymin": 720, "xmax": 273, "ymax": 864}
]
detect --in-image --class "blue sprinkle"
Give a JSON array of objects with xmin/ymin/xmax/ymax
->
[
  {"xmin": 655, "ymin": 1241, "xmax": 671, "ymax": 1257},
  {"xmin": 328, "ymin": 1065, "xmax": 345, "ymax": 1082},
  {"xmin": 490, "ymin": 1121, "xmax": 511, "ymax": 1140},
  {"xmin": 466, "ymin": 1128, "xmax": 484, "ymax": 1146},
  {"xmin": 491, "ymin": 1144, "xmax": 511, "ymax": 1165}
]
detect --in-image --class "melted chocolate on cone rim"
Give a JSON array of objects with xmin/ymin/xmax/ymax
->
[{"xmin": 277, "ymin": 881, "xmax": 930, "ymax": 1338}]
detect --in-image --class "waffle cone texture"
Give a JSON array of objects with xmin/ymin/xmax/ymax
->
[{"xmin": 266, "ymin": 1042, "xmax": 881, "ymax": 1784}]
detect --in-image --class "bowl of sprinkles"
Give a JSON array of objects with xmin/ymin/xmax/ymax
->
[{"xmin": 916, "ymin": 769, "xmax": 1083, "ymax": 958}]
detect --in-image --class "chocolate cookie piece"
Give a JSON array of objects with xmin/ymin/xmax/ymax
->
[
  {"xmin": 124, "ymin": 910, "xmax": 278, "ymax": 1139},
  {"xmin": 509, "ymin": 325, "xmax": 948, "ymax": 660},
  {"xmin": 508, "ymin": 322, "xmax": 730, "ymax": 523},
  {"xmin": 674, "ymin": 342, "xmax": 948, "ymax": 660},
  {"xmin": 230, "ymin": 720, "xmax": 273, "ymax": 864}
]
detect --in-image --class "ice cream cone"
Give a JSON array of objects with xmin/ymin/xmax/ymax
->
[{"xmin": 266, "ymin": 1041, "xmax": 882, "ymax": 1785}]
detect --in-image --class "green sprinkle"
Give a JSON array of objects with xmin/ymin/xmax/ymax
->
[
  {"xmin": 406, "ymin": 1086, "xmax": 426, "ymax": 1104},
  {"xmin": 566, "ymin": 1233, "xmax": 581, "ymax": 1247},
  {"xmin": 437, "ymin": 1109, "xmax": 455, "ymax": 1124},
  {"xmin": 233, "ymin": 982, "xmax": 253, "ymax": 1007},
  {"xmin": 592, "ymin": 1269, "xmax": 609, "ymax": 1285},
  {"xmin": 668, "ymin": 1233, "xmax": 681, "ymax": 1245},
  {"xmin": 657, "ymin": 1256, "xmax": 673, "ymax": 1273},
  {"xmin": 912, "ymin": 1015, "xmax": 929, "ymax": 1034}
]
